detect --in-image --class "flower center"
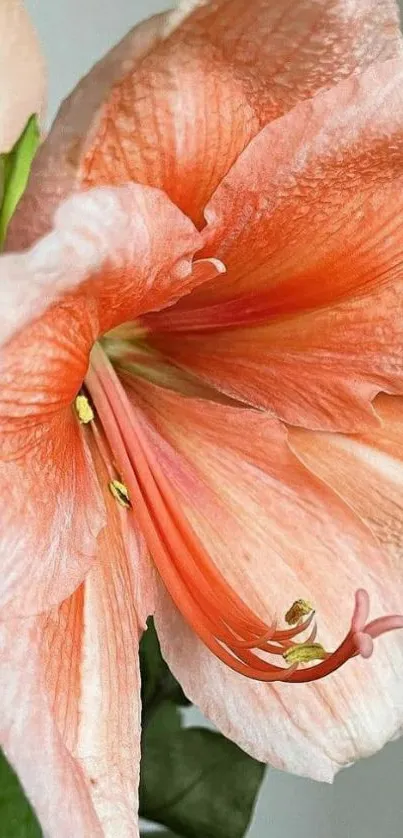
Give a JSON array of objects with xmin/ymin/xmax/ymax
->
[
  {"xmin": 100, "ymin": 322, "xmax": 236, "ymax": 403},
  {"xmin": 80, "ymin": 341, "xmax": 403, "ymax": 683}
]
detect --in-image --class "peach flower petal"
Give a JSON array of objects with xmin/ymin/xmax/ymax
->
[
  {"xmin": 148, "ymin": 62, "xmax": 403, "ymax": 430},
  {"xmin": 2, "ymin": 184, "xmax": 205, "ymax": 349},
  {"xmin": 169, "ymin": 0, "xmax": 402, "ymax": 79},
  {"xmin": 0, "ymin": 447, "xmax": 149, "ymax": 837},
  {"xmin": 8, "ymin": 0, "xmax": 401, "ymax": 243},
  {"xmin": 149, "ymin": 59, "xmax": 403, "ymax": 321},
  {"xmin": 0, "ymin": 0, "xmax": 46, "ymax": 153},
  {"xmin": 290, "ymin": 394, "xmax": 403, "ymax": 575},
  {"xmin": 0, "ymin": 410, "xmax": 105, "ymax": 617},
  {"xmin": 41, "ymin": 441, "xmax": 151, "ymax": 836},
  {"xmin": 117, "ymin": 379, "xmax": 403, "ymax": 778},
  {"xmin": 57, "ymin": 0, "xmax": 403, "ymax": 227},
  {"xmin": 1, "ymin": 184, "xmax": 205, "ymax": 616},
  {"xmin": 0, "ymin": 615, "xmax": 104, "ymax": 837},
  {"xmin": 6, "ymin": 12, "xmax": 169, "ymax": 250},
  {"xmin": 149, "ymin": 277, "xmax": 403, "ymax": 433},
  {"xmin": 80, "ymin": 29, "xmax": 258, "ymax": 227},
  {"xmin": 123, "ymin": 378, "xmax": 391, "ymax": 642}
]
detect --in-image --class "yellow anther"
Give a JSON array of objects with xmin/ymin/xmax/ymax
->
[
  {"xmin": 285, "ymin": 599, "xmax": 314, "ymax": 626},
  {"xmin": 109, "ymin": 480, "xmax": 131, "ymax": 509},
  {"xmin": 75, "ymin": 394, "xmax": 94, "ymax": 424},
  {"xmin": 283, "ymin": 643, "xmax": 328, "ymax": 665}
]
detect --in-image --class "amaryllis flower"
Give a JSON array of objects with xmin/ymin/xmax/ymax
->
[{"xmin": 3, "ymin": 0, "xmax": 403, "ymax": 835}]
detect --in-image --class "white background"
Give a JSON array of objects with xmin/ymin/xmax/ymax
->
[{"xmin": 24, "ymin": 1, "xmax": 403, "ymax": 836}]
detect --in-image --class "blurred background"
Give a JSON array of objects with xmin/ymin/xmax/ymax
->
[{"xmin": 24, "ymin": 1, "xmax": 403, "ymax": 836}]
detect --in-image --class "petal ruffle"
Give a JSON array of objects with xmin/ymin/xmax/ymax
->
[
  {"xmin": 2, "ymin": 184, "xmax": 205, "ymax": 349},
  {"xmin": 1, "ymin": 184, "xmax": 204, "ymax": 616},
  {"xmin": 0, "ymin": 0, "xmax": 46, "ymax": 152},
  {"xmin": 8, "ymin": 0, "xmax": 401, "ymax": 242},
  {"xmin": 0, "ymin": 446, "xmax": 149, "ymax": 836}
]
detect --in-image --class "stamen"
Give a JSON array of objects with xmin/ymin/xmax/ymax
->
[
  {"xmin": 85, "ymin": 343, "xmax": 403, "ymax": 684},
  {"xmin": 284, "ymin": 643, "xmax": 328, "ymax": 665},
  {"xmin": 74, "ymin": 394, "xmax": 94, "ymax": 424},
  {"xmin": 274, "ymin": 611, "xmax": 316, "ymax": 641},
  {"xmin": 108, "ymin": 479, "xmax": 131, "ymax": 509},
  {"xmin": 285, "ymin": 599, "xmax": 314, "ymax": 626}
]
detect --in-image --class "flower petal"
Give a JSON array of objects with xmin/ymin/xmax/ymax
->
[
  {"xmin": 2, "ymin": 184, "xmax": 205, "ymax": 349},
  {"xmin": 80, "ymin": 28, "xmax": 258, "ymax": 228},
  {"xmin": 154, "ymin": 584, "xmax": 403, "ymax": 781},
  {"xmin": 1, "ymin": 184, "xmax": 204, "ymax": 616},
  {"xmin": 170, "ymin": 0, "xmax": 402, "ymax": 77},
  {"xmin": 123, "ymin": 378, "xmax": 392, "ymax": 643},
  {"xmin": 46, "ymin": 441, "xmax": 149, "ymax": 836},
  {"xmin": 1, "ymin": 184, "xmax": 208, "ymax": 419},
  {"xmin": 0, "ymin": 0, "xmax": 46, "ymax": 153},
  {"xmin": 289, "ymin": 394, "xmax": 403, "ymax": 575},
  {"xmin": 9, "ymin": 0, "xmax": 401, "ymax": 243},
  {"xmin": 6, "ymin": 12, "xmax": 169, "ymax": 250},
  {"xmin": 147, "ymin": 62, "xmax": 403, "ymax": 430},
  {"xmin": 148, "ymin": 277, "xmax": 403, "ymax": 432},
  {"xmin": 124, "ymin": 382, "xmax": 403, "ymax": 778},
  {"xmin": 79, "ymin": 0, "xmax": 403, "ymax": 227},
  {"xmin": 0, "ymin": 615, "xmax": 104, "ymax": 837},
  {"xmin": 149, "ymin": 59, "xmax": 403, "ymax": 322},
  {"xmin": 0, "ymin": 411, "xmax": 105, "ymax": 617},
  {"xmin": 0, "ymin": 446, "xmax": 149, "ymax": 836},
  {"xmin": 142, "ymin": 387, "xmax": 403, "ymax": 781}
]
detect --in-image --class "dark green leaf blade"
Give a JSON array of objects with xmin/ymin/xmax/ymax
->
[
  {"xmin": 0, "ymin": 749, "xmax": 42, "ymax": 837},
  {"xmin": 140, "ymin": 832, "xmax": 181, "ymax": 838},
  {"xmin": 0, "ymin": 114, "xmax": 40, "ymax": 248},
  {"xmin": 139, "ymin": 701, "xmax": 265, "ymax": 838}
]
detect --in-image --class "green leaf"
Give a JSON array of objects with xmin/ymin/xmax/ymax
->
[
  {"xmin": 140, "ymin": 618, "xmax": 190, "ymax": 714},
  {"xmin": 0, "ymin": 114, "xmax": 40, "ymax": 248},
  {"xmin": 139, "ymin": 700, "xmax": 265, "ymax": 838},
  {"xmin": 0, "ymin": 749, "xmax": 42, "ymax": 837},
  {"xmin": 140, "ymin": 832, "xmax": 181, "ymax": 838}
]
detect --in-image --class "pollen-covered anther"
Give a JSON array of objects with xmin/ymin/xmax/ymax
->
[
  {"xmin": 74, "ymin": 394, "xmax": 94, "ymax": 424},
  {"xmin": 285, "ymin": 598, "xmax": 314, "ymax": 626},
  {"xmin": 108, "ymin": 479, "xmax": 131, "ymax": 509},
  {"xmin": 283, "ymin": 642, "xmax": 328, "ymax": 665}
]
